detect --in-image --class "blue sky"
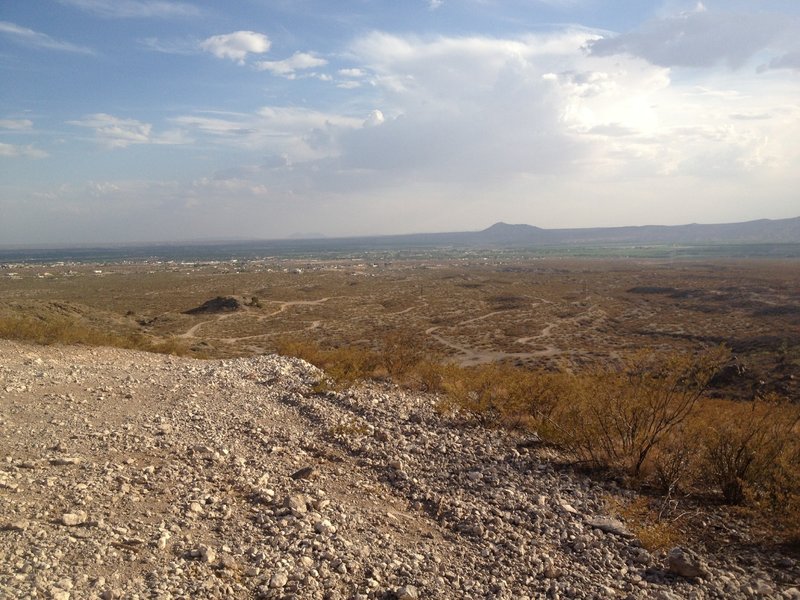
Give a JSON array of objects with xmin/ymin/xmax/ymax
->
[{"xmin": 1, "ymin": 0, "xmax": 799, "ymax": 244}]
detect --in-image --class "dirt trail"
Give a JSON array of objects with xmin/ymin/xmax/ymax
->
[
  {"xmin": 178, "ymin": 298, "xmax": 333, "ymax": 340},
  {"xmin": 258, "ymin": 297, "xmax": 333, "ymax": 320}
]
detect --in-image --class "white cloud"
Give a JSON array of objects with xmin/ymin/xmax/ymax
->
[
  {"xmin": 255, "ymin": 52, "xmax": 328, "ymax": 78},
  {"xmin": 242, "ymin": 28, "xmax": 796, "ymax": 231},
  {"xmin": 428, "ymin": 0, "xmax": 444, "ymax": 10},
  {"xmin": 338, "ymin": 68, "xmax": 366, "ymax": 77},
  {"xmin": 364, "ymin": 110, "xmax": 385, "ymax": 127},
  {"xmin": 58, "ymin": 0, "xmax": 201, "ymax": 18},
  {"xmin": 139, "ymin": 36, "xmax": 198, "ymax": 55},
  {"xmin": 256, "ymin": 106, "xmax": 361, "ymax": 131},
  {"xmin": 68, "ymin": 113, "xmax": 187, "ymax": 148},
  {"xmin": 11, "ymin": 20, "xmax": 800, "ymax": 244},
  {"xmin": 0, "ymin": 21, "xmax": 93, "ymax": 54},
  {"xmin": 0, "ymin": 142, "xmax": 48, "ymax": 159},
  {"xmin": 588, "ymin": 6, "xmax": 800, "ymax": 69},
  {"xmin": 200, "ymin": 31, "xmax": 270, "ymax": 65},
  {"xmin": 172, "ymin": 107, "xmax": 361, "ymax": 162},
  {"xmin": 760, "ymin": 51, "xmax": 800, "ymax": 72},
  {"xmin": 0, "ymin": 119, "xmax": 33, "ymax": 130}
]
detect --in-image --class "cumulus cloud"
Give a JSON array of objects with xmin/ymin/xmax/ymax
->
[
  {"xmin": 255, "ymin": 52, "xmax": 328, "ymax": 78},
  {"xmin": 335, "ymin": 31, "xmax": 598, "ymax": 179},
  {"xmin": 0, "ymin": 142, "xmax": 48, "ymax": 159},
  {"xmin": 200, "ymin": 31, "xmax": 270, "ymax": 64},
  {"xmin": 57, "ymin": 0, "xmax": 201, "ymax": 18},
  {"xmin": 0, "ymin": 21, "xmax": 93, "ymax": 54},
  {"xmin": 243, "ymin": 27, "xmax": 798, "ymax": 231},
  {"xmin": 588, "ymin": 6, "xmax": 799, "ymax": 69}
]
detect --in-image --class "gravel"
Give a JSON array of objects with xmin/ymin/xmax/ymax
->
[{"xmin": 1, "ymin": 340, "xmax": 798, "ymax": 599}]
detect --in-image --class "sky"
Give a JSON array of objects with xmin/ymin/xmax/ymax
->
[{"xmin": 1, "ymin": 0, "xmax": 799, "ymax": 245}]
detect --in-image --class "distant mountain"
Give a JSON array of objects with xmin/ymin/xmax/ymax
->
[
  {"xmin": 462, "ymin": 217, "xmax": 800, "ymax": 246},
  {"xmin": 287, "ymin": 232, "xmax": 327, "ymax": 240},
  {"xmin": 3, "ymin": 217, "xmax": 799, "ymax": 263}
]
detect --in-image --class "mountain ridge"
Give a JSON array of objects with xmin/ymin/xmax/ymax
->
[
  {"xmin": 2, "ymin": 217, "xmax": 799, "ymax": 260},
  {"xmin": 468, "ymin": 216, "xmax": 800, "ymax": 245}
]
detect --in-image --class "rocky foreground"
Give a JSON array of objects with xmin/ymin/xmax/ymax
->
[{"xmin": 1, "ymin": 341, "xmax": 798, "ymax": 600}]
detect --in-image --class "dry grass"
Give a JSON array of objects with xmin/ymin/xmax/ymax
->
[
  {"xmin": 607, "ymin": 496, "xmax": 685, "ymax": 553},
  {"xmin": 0, "ymin": 314, "xmax": 202, "ymax": 357}
]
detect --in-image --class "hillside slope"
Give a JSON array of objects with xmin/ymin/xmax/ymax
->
[{"xmin": 0, "ymin": 341, "xmax": 797, "ymax": 599}]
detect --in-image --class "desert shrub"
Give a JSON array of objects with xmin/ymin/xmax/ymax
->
[
  {"xmin": 647, "ymin": 423, "xmax": 703, "ymax": 497},
  {"xmin": 441, "ymin": 363, "xmax": 506, "ymax": 422},
  {"xmin": 380, "ymin": 330, "xmax": 430, "ymax": 378},
  {"xmin": 700, "ymin": 394, "xmax": 800, "ymax": 505},
  {"xmin": 441, "ymin": 363, "xmax": 567, "ymax": 430},
  {"xmin": 148, "ymin": 336, "xmax": 199, "ymax": 357},
  {"xmin": 275, "ymin": 337, "xmax": 323, "ymax": 365},
  {"xmin": 403, "ymin": 359, "xmax": 450, "ymax": 393},
  {"xmin": 275, "ymin": 337, "xmax": 380, "ymax": 388},
  {"xmin": 322, "ymin": 346, "xmax": 382, "ymax": 387},
  {"xmin": 0, "ymin": 314, "xmax": 199, "ymax": 357},
  {"xmin": 0, "ymin": 314, "xmax": 122, "ymax": 347},
  {"xmin": 488, "ymin": 295, "xmax": 528, "ymax": 310},
  {"xmin": 549, "ymin": 347, "xmax": 729, "ymax": 478},
  {"xmin": 609, "ymin": 496, "xmax": 684, "ymax": 553}
]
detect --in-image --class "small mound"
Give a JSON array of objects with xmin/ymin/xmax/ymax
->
[{"xmin": 184, "ymin": 296, "xmax": 244, "ymax": 315}]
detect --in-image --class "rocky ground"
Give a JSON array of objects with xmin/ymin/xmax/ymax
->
[{"xmin": 1, "ymin": 340, "xmax": 798, "ymax": 599}]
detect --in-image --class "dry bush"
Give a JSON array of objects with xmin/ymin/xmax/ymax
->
[
  {"xmin": 0, "ymin": 314, "xmax": 124, "ymax": 347},
  {"xmin": 380, "ymin": 330, "xmax": 431, "ymax": 378},
  {"xmin": 275, "ymin": 337, "xmax": 380, "ymax": 388},
  {"xmin": 440, "ymin": 363, "xmax": 506, "ymax": 422},
  {"xmin": 441, "ymin": 363, "xmax": 567, "ymax": 430},
  {"xmin": 403, "ymin": 359, "xmax": 450, "ymax": 393},
  {"xmin": 608, "ymin": 496, "xmax": 684, "ymax": 553},
  {"xmin": 275, "ymin": 337, "xmax": 323, "ymax": 365},
  {"xmin": 647, "ymin": 423, "xmax": 703, "ymax": 497},
  {"xmin": 549, "ymin": 347, "xmax": 729, "ymax": 478},
  {"xmin": 699, "ymin": 394, "xmax": 800, "ymax": 505},
  {"xmin": 0, "ymin": 315, "xmax": 198, "ymax": 357},
  {"xmin": 148, "ymin": 336, "xmax": 201, "ymax": 357},
  {"xmin": 322, "ymin": 346, "xmax": 382, "ymax": 388}
]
